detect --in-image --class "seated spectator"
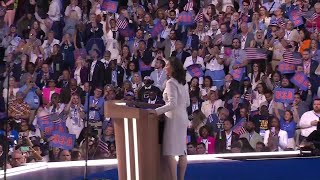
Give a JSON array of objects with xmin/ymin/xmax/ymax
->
[
  {"xmin": 206, "ymin": 107, "xmax": 230, "ymax": 136},
  {"xmin": 255, "ymin": 142, "xmax": 266, "ymax": 152},
  {"xmin": 187, "ymin": 94, "xmax": 202, "ymax": 116},
  {"xmin": 264, "ymin": 116, "xmax": 288, "ymax": 151},
  {"xmin": 238, "ymin": 138, "xmax": 255, "ymax": 153},
  {"xmin": 58, "ymin": 150, "xmax": 72, "ymax": 162},
  {"xmin": 144, "ymin": 89, "xmax": 165, "ymax": 105},
  {"xmin": 10, "ymin": 150, "xmax": 26, "ymax": 168},
  {"xmin": 36, "ymin": 63, "xmax": 55, "ymax": 89},
  {"xmin": 137, "ymin": 76, "xmax": 161, "ymax": 102},
  {"xmin": 197, "ymin": 125, "xmax": 215, "ymax": 154},
  {"xmin": 215, "ymin": 119, "xmax": 239, "ymax": 153},
  {"xmin": 187, "ymin": 142, "xmax": 197, "ymax": 155},
  {"xmin": 240, "ymin": 120, "xmax": 263, "ymax": 150},
  {"xmin": 190, "ymin": 110, "xmax": 207, "ymax": 138},
  {"xmin": 201, "ymin": 89, "xmax": 223, "ymax": 118},
  {"xmin": 196, "ymin": 142, "xmax": 206, "ymax": 154}
]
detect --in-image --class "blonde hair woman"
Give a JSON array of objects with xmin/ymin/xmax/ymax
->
[{"xmin": 71, "ymin": 56, "xmax": 88, "ymax": 86}]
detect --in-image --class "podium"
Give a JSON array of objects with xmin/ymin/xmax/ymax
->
[{"xmin": 104, "ymin": 101, "xmax": 162, "ymax": 180}]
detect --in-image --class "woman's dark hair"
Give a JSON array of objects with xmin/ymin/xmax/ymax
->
[
  {"xmin": 202, "ymin": 76, "xmax": 213, "ymax": 88},
  {"xmin": 283, "ymin": 110, "xmax": 293, "ymax": 121},
  {"xmin": 251, "ymin": 62, "xmax": 263, "ymax": 83},
  {"xmin": 299, "ymin": 28, "xmax": 311, "ymax": 41},
  {"xmin": 189, "ymin": 76, "xmax": 199, "ymax": 87},
  {"xmin": 268, "ymin": 116, "xmax": 280, "ymax": 130},
  {"xmin": 169, "ymin": 57, "xmax": 186, "ymax": 85},
  {"xmin": 126, "ymin": 61, "xmax": 138, "ymax": 77},
  {"xmin": 198, "ymin": 125, "xmax": 212, "ymax": 138}
]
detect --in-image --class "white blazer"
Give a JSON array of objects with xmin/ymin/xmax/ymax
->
[
  {"xmin": 155, "ymin": 78, "xmax": 190, "ymax": 155},
  {"xmin": 201, "ymin": 99, "xmax": 224, "ymax": 118},
  {"xmin": 264, "ymin": 129, "xmax": 288, "ymax": 151}
]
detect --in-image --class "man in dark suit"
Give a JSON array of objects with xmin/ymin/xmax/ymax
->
[
  {"xmin": 132, "ymin": 40, "xmax": 154, "ymax": 78},
  {"xmin": 187, "ymin": 94, "xmax": 202, "ymax": 116},
  {"xmin": 171, "ymin": 40, "xmax": 190, "ymax": 65},
  {"xmin": 301, "ymin": 50, "xmax": 320, "ymax": 95},
  {"xmin": 219, "ymin": 74, "xmax": 240, "ymax": 102},
  {"xmin": 215, "ymin": 119, "xmax": 240, "ymax": 153},
  {"xmin": 105, "ymin": 60, "xmax": 125, "ymax": 88},
  {"xmin": 89, "ymin": 49, "xmax": 105, "ymax": 95},
  {"xmin": 35, "ymin": 63, "xmax": 54, "ymax": 89},
  {"xmin": 85, "ymin": 13, "xmax": 103, "ymax": 40},
  {"xmin": 60, "ymin": 79, "xmax": 84, "ymax": 104},
  {"xmin": 182, "ymin": 26, "xmax": 199, "ymax": 52}
]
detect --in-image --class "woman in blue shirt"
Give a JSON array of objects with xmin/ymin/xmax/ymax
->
[{"xmin": 280, "ymin": 110, "xmax": 297, "ymax": 149}]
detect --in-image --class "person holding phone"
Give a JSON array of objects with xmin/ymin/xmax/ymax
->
[{"xmin": 264, "ymin": 116, "xmax": 288, "ymax": 151}]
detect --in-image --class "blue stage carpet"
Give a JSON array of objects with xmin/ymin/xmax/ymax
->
[{"xmin": 74, "ymin": 157, "xmax": 320, "ymax": 180}]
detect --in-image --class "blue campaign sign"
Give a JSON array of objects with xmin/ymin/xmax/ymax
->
[
  {"xmin": 274, "ymin": 88, "xmax": 295, "ymax": 104},
  {"xmin": 150, "ymin": 21, "xmax": 164, "ymax": 38},
  {"xmin": 290, "ymin": 72, "xmax": 309, "ymax": 91},
  {"xmin": 288, "ymin": 10, "xmax": 303, "ymax": 27},
  {"xmin": 101, "ymin": 0, "xmax": 118, "ymax": 13},
  {"xmin": 50, "ymin": 131, "xmax": 76, "ymax": 150},
  {"xmin": 230, "ymin": 67, "xmax": 245, "ymax": 81},
  {"xmin": 178, "ymin": 11, "xmax": 194, "ymax": 25},
  {"xmin": 278, "ymin": 61, "xmax": 296, "ymax": 74},
  {"xmin": 187, "ymin": 64, "xmax": 204, "ymax": 78}
]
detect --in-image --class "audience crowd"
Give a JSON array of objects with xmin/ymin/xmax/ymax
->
[{"xmin": 1, "ymin": 0, "xmax": 320, "ymax": 169}]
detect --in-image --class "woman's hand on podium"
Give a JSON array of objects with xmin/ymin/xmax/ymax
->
[{"xmin": 148, "ymin": 109, "xmax": 157, "ymax": 115}]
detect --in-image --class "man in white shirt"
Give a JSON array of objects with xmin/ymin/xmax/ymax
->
[
  {"xmin": 150, "ymin": 59, "xmax": 167, "ymax": 91},
  {"xmin": 48, "ymin": 0, "xmax": 63, "ymax": 40},
  {"xmin": 299, "ymin": 99, "xmax": 320, "ymax": 143},
  {"xmin": 263, "ymin": 0, "xmax": 281, "ymax": 15}
]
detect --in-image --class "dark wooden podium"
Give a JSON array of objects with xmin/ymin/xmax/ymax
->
[{"xmin": 104, "ymin": 101, "xmax": 162, "ymax": 180}]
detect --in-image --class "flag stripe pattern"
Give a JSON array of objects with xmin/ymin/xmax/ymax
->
[
  {"xmin": 283, "ymin": 50, "xmax": 302, "ymax": 64},
  {"xmin": 195, "ymin": 10, "xmax": 203, "ymax": 23},
  {"xmin": 245, "ymin": 48, "xmax": 267, "ymax": 60},
  {"xmin": 98, "ymin": 139, "xmax": 110, "ymax": 153},
  {"xmin": 232, "ymin": 119, "xmax": 247, "ymax": 135},
  {"xmin": 184, "ymin": 0, "xmax": 193, "ymax": 11},
  {"xmin": 116, "ymin": 15, "xmax": 128, "ymax": 29}
]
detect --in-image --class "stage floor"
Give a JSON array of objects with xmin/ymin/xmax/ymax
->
[{"xmin": 73, "ymin": 156, "xmax": 320, "ymax": 180}]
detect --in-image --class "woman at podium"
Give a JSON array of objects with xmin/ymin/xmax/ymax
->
[{"xmin": 150, "ymin": 58, "xmax": 190, "ymax": 180}]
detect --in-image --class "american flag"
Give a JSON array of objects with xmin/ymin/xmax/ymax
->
[
  {"xmin": 116, "ymin": 15, "xmax": 128, "ymax": 29},
  {"xmin": 183, "ymin": 0, "xmax": 193, "ymax": 11},
  {"xmin": 277, "ymin": 18, "xmax": 285, "ymax": 29},
  {"xmin": 195, "ymin": 9, "xmax": 203, "ymax": 23},
  {"xmin": 245, "ymin": 48, "xmax": 267, "ymax": 60},
  {"xmin": 98, "ymin": 139, "xmax": 110, "ymax": 153},
  {"xmin": 310, "ymin": 13, "xmax": 319, "ymax": 21},
  {"xmin": 283, "ymin": 50, "xmax": 302, "ymax": 64},
  {"xmin": 38, "ymin": 113, "xmax": 62, "ymax": 124},
  {"xmin": 232, "ymin": 119, "xmax": 247, "ymax": 135}
]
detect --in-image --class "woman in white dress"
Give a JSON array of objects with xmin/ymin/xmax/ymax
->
[{"xmin": 150, "ymin": 58, "xmax": 190, "ymax": 180}]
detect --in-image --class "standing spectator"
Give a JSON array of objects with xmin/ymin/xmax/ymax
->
[
  {"xmin": 183, "ymin": 48, "xmax": 205, "ymax": 84},
  {"xmin": 65, "ymin": 94, "xmax": 85, "ymax": 139},
  {"xmin": 299, "ymin": 99, "xmax": 320, "ymax": 144},
  {"xmin": 264, "ymin": 116, "xmax": 288, "ymax": 151},
  {"xmin": 215, "ymin": 119, "xmax": 239, "ymax": 153},
  {"xmin": 105, "ymin": 60, "xmax": 125, "ymax": 88},
  {"xmin": 280, "ymin": 110, "xmax": 297, "ymax": 149},
  {"xmin": 88, "ymin": 49, "xmax": 105, "ymax": 94},
  {"xmin": 48, "ymin": 0, "xmax": 63, "ymax": 40},
  {"xmin": 201, "ymin": 89, "xmax": 223, "ymax": 118},
  {"xmin": 1, "ymin": 0, "xmax": 16, "ymax": 27}
]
